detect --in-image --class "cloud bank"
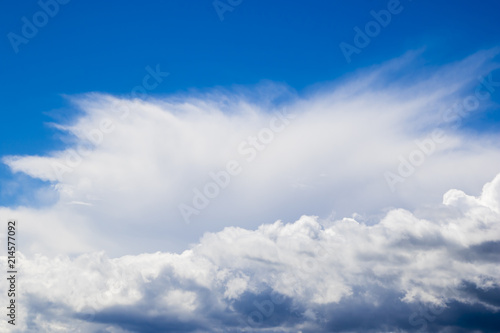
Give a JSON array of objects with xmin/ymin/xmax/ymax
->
[
  {"xmin": 2, "ymin": 49, "xmax": 500, "ymax": 257},
  {"xmin": 1, "ymin": 172, "xmax": 500, "ymax": 332},
  {"xmin": 1, "ymin": 49, "xmax": 500, "ymax": 331}
]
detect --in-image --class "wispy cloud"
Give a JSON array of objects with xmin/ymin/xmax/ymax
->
[{"xmin": 2, "ymin": 50, "xmax": 500, "ymax": 257}]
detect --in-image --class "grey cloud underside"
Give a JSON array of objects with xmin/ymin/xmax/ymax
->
[{"xmin": 25, "ymin": 289, "xmax": 500, "ymax": 332}]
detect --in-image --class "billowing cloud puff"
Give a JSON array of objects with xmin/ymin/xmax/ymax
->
[
  {"xmin": 1, "ymin": 49, "xmax": 500, "ymax": 257},
  {"xmin": 1, "ymin": 173, "xmax": 500, "ymax": 332}
]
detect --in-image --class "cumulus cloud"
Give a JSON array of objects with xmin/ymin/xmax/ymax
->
[
  {"xmin": 1, "ymin": 49, "xmax": 500, "ymax": 257},
  {"xmin": 1, "ymin": 173, "xmax": 500, "ymax": 332}
]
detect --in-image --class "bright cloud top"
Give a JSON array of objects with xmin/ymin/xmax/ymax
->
[{"xmin": 2, "ymin": 172, "xmax": 500, "ymax": 332}]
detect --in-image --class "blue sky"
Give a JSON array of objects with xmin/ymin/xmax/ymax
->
[
  {"xmin": 2, "ymin": 1, "xmax": 500, "ymax": 332},
  {"xmin": 1, "ymin": 0, "xmax": 500, "ymax": 154},
  {"xmin": 2, "ymin": 0, "xmax": 500, "ymax": 208}
]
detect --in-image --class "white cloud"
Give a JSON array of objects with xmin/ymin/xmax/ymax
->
[
  {"xmin": 1, "ymin": 49, "xmax": 500, "ymax": 331},
  {"xmin": 1, "ymin": 49, "xmax": 500, "ymax": 257},
  {"xmin": 1, "ymin": 172, "xmax": 499, "ymax": 332}
]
